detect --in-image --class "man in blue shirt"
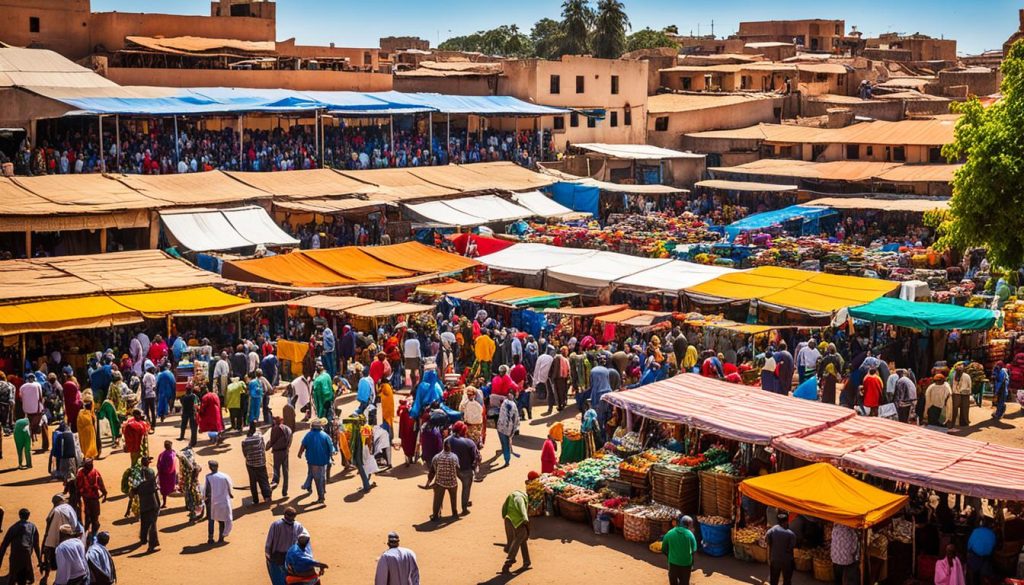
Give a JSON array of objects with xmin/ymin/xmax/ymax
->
[
  {"xmin": 321, "ymin": 327, "xmax": 336, "ymax": 379},
  {"xmin": 966, "ymin": 518, "xmax": 997, "ymax": 585},
  {"xmin": 155, "ymin": 364, "xmax": 177, "ymax": 424},
  {"xmin": 298, "ymin": 419, "xmax": 334, "ymax": 504},
  {"xmin": 260, "ymin": 350, "xmax": 279, "ymax": 387},
  {"xmin": 356, "ymin": 372, "xmax": 375, "ymax": 416}
]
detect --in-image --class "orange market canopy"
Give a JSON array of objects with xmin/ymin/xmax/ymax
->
[
  {"xmin": 739, "ymin": 463, "xmax": 907, "ymax": 528},
  {"xmin": 0, "ymin": 286, "xmax": 250, "ymax": 335}
]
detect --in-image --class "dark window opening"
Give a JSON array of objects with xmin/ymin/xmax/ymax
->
[
  {"xmin": 587, "ymin": 116, "xmax": 596, "ymax": 128},
  {"xmin": 610, "ymin": 111, "xmax": 618, "ymax": 127},
  {"xmin": 846, "ymin": 144, "xmax": 860, "ymax": 160},
  {"xmin": 553, "ymin": 116, "xmax": 565, "ymax": 131},
  {"xmin": 550, "ymin": 75, "xmax": 561, "ymax": 94},
  {"xmin": 576, "ymin": 75, "xmax": 585, "ymax": 93},
  {"xmin": 654, "ymin": 117, "xmax": 669, "ymax": 132},
  {"xmin": 29, "ymin": 17, "xmax": 39, "ymax": 33},
  {"xmin": 624, "ymin": 108, "xmax": 632, "ymax": 126},
  {"xmin": 570, "ymin": 112, "xmax": 579, "ymax": 127},
  {"xmin": 611, "ymin": 75, "xmax": 619, "ymax": 95},
  {"xmin": 893, "ymin": 146, "xmax": 906, "ymax": 162},
  {"xmin": 681, "ymin": 77, "xmax": 692, "ymax": 90},
  {"xmin": 929, "ymin": 147, "xmax": 943, "ymax": 163}
]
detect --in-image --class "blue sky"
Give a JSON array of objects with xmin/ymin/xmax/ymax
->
[{"xmin": 93, "ymin": 0, "xmax": 1018, "ymax": 55}]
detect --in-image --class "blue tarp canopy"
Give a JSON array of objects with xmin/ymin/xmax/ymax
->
[
  {"xmin": 725, "ymin": 204, "xmax": 838, "ymax": 240},
  {"xmin": 31, "ymin": 86, "xmax": 568, "ymax": 117},
  {"xmin": 547, "ymin": 182, "xmax": 600, "ymax": 218},
  {"xmin": 848, "ymin": 297, "xmax": 998, "ymax": 331}
]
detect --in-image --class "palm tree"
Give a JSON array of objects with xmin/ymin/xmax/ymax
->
[
  {"xmin": 592, "ymin": 0, "xmax": 630, "ymax": 59},
  {"xmin": 560, "ymin": 0, "xmax": 594, "ymax": 55}
]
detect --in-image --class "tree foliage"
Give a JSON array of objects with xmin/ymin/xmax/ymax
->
[
  {"xmin": 932, "ymin": 41, "xmax": 1024, "ymax": 268},
  {"xmin": 592, "ymin": 0, "xmax": 630, "ymax": 58},
  {"xmin": 438, "ymin": 24, "xmax": 533, "ymax": 57},
  {"xmin": 560, "ymin": 0, "xmax": 595, "ymax": 55},
  {"xmin": 626, "ymin": 27, "xmax": 679, "ymax": 52},
  {"xmin": 531, "ymin": 18, "xmax": 565, "ymax": 60}
]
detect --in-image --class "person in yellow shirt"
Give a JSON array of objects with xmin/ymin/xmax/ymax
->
[
  {"xmin": 475, "ymin": 330, "xmax": 496, "ymax": 379},
  {"xmin": 77, "ymin": 392, "xmax": 101, "ymax": 459},
  {"xmin": 378, "ymin": 380, "xmax": 395, "ymax": 438}
]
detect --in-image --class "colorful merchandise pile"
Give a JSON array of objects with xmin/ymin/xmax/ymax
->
[{"xmin": 522, "ymin": 212, "xmax": 722, "ymax": 258}]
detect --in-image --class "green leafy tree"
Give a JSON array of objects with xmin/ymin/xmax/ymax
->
[
  {"xmin": 933, "ymin": 42, "xmax": 1024, "ymax": 267},
  {"xmin": 560, "ymin": 0, "xmax": 594, "ymax": 55},
  {"xmin": 626, "ymin": 27, "xmax": 679, "ymax": 52},
  {"xmin": 663, "ymin": 24, "xmax": 679, "ymax": 35},
  {"xmin": 531, "ymin": 18, "xmax": 565, "ymax": 60},
  {"xmin": 592, "ymin": 0, "xmax": 630, "ymax": 58},
  {"xmin": 439, "ymin": 25, "xmax": 532, "ymax": 57}
]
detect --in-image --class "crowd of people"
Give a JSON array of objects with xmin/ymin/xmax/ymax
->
[
  {"xmin": 0, "ymin": 291, "xmax": 1016, "ymax": 583},
  {"xmin": 6, "ymin": 122, "xmax": 553, "ymax": 176}
]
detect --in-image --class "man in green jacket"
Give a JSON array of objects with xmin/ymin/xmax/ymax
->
[
  {"xmin": 501, "ymin": 490, "xmax": 531, "ymax": 574},
  {"xmin": 662, "ymin": 514, "xmax": 698, "ymax": 585},
  {"xmin": 312, "ymin": 363, "xmax": 334, "ymax": 421}
]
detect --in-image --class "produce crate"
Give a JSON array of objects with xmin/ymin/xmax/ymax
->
[
  {"xmin": 750, "ymin": 544, "xmax": 768, "ymax": 563},
  {"xmin": 623, "ymin": 509, "xmax": 651, "ymax": 543},
  {"xmin": 794, "ymin": 550, "xmax": 813, "ymax": 572},
  {"xmin": 556, "ymin": 495, "xmax": 591, "ymax": 523},
  {"xmin": 812, "ymin": 558, "xmax": 835, "ymax": 582},
  {"xmin": 619, "ymin": 466, "xmax": 651, "ymax": 491},
  {"xmin": 713, "ymin": 472, "xmax": 739, "ymax": 518},
  {"xmin": 651, "ymin": 465, "xmax": 699, "ymax": 515},
  {"xmin": 699, "ymin": 471, "xmax": 718, "ymax": 516},
  {"xmin": 648, "ymin": 517, "xmax": 675, "ymax": 540}
]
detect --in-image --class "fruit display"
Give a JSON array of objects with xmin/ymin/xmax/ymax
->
[
  {"xmin": 521, "ymin": 213, "xmax": 723, "ymax": 259},
  {"xmin": 627, "ymin": 503, "xmax": 682, "ymax": 522},
  {"xmin": 706, "ymin": 462, "xmax": 739, "ymax": 476},
  {"xmin": 620, "ymin": 453, "xmax": 657, "ymax": 475},
  {"xmin": 649, "ymin": 541, "xmax": 663, "ymax": 553},
  {"xmin": 563, "ymin": 427, "xmax": 582, "ymax": 441},
  {"xmin": 615, "ymin": 432, "xmax": 644, "ymax": 453},
  {"xmin": 697, "ymin": 515, "xmax": 731, "ymax": 526},
  {"xmin": 561, "ymin": 488, "xmax": 601, "ymax": 505},
  {"xmin": 733, "ymin": 526, "xmax": 767, "ymax": 545},
  {"xmin": 563, "ymin": 453, "xmax": 623, "ymax": 490}
]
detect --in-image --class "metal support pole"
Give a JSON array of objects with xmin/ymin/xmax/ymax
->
[
  {"xmin": 238, "ymin": 114, "xmax": 244, "ymax": 169},
  {"xmin": 314, "ymin": 110, "xmax": 320, "ymax": 164},
  {"xmin": 446, "ymin": 113, "xmax": 450, "ymax": 164},
  {"xmin": 320, "ymin": 111, "xmax": 326, "ymax": 168},
  {"xmin": 173, "ymin": 115, "xmax": 180, "ymax": 166},
  {"xmin": 98, "ymin": 115, "xmax": 105, "ymax": 173},
  {"xmin": 428, "ymin": 112, "xmax": 433, "ymax": 160},
  {"xmin": 114, "ymin": 114, "xmax": 121, "ymax": 172},
  {"xmin": 389, "ymin": 114, "xmax": 394, "ymax": 154}
]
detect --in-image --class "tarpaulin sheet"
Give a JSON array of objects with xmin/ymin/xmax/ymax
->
[
  {"xmin": 614, "ymin": 261, "xmax": 738, "ymax": 293},
  {"xmin": 276, "ymin": 339, "xmax": 309, "ymax": 364},
  {"xmin": 360, "ymin": 242, "xmax": 480, "ymax": 273},
  {"xmin": 303, "ymin": 248, "xmax": 416, "ymax": 281},
  {"xmin": 221, "ymin": 207, "xmax": 301, "ymax": 247},
  {"xmin": 739, "ymin": 463, "xmax": 907, "ymax": 528},
  {"xmin": 594, "ymin": 308, "xmax": 672, "ymax": 327},
  {"xmin": 685, "ymin": 266, "xmax": 898, "ymax": 315},
  {"xmin": 725, "ymin": 204, "xmax": 838, "ymax": 240},
  {"xmin": 223, "ymin": 252, "xmax": 357, "ymax": 287},
  {"xmin": 548, "ymin": 182, "xmax": 600, "ymax": 217},
  {"xmin": 287, "ymin": 295, "xmax": 374, "ymax": 312},
  {"xmin": 161, "ymin": 209, "xmax": 255, "ymax": 252},
  {"xmin": 547, "ymin": 305, "xmax": 628, "ymax": 317},
  {"xmin": 573, "ymin": 143, "xmax": 705, "ymax": 160},
  {"xmin": 406, "ymin": 200, "xmax": 488, "ymax": 227},
  {"xmin": 848, "ymin": 297, "xmax": 997, "ymax": 331},
  {"xmin": 443, "ymin": 195, "xmax": 534, "ymax": 223},
  {"xmin": 368, "ymin": 91, "xmax": 569, "ymax": 115},
  {"xmin": 511, "ymin": 191, "xmax": 590, "ymax": 219},
  {"xmin": 414, "ymin": 281, "xmax": 486, "ymax": 296},
  {"xmin": 109, "ymin": 287, "xmax": 250, "ymax": 317},
  {"xmin": 0, "ymin": 296, "xmax": 142, "ymax": 336},
  {"xmin": 450, "ymin": 233, "xmax": 514, "ymax": 256},
  {"xmin": 478, "ymin": 243, "xmax": 599, "ymax": 275},
  {"xmin": 345, "ymin": 301, "xmax": 434, "ymax": 319},
  {"xmin": 601, "ymin": 373, "xmax": 854, "ymax": 445},
  {"xmin": 547, "ymin": 252, "xmax": 674, "ymax": 289}
]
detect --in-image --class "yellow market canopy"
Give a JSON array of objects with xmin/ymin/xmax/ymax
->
[
  {"xmin": 738, "ymin": 463, "xmax": 908, "ymax": 528},
  {"xmin": 0, "ymin": 287, "xmax": 250, "ymax": 335},
  {"xmin": 685, "ymin": 266, "xmax": 898, "ymax": 315}
]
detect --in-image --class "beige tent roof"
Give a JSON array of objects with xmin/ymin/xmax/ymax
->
[
  {"xmin": 272, "ymin": 197, "xmax": 393, "ymax": 214},
  {"xmin": 114, "ymin": 171, "xmax": 271, "ymax": 205},
  {"xmin": 12, "ymin": 174, "xmax": 161, "ymax": 212},
  {"xmin": 695, "ymin": 179, "xmax": 799, "ymax": 192},
  {"xmin": 126, "ymin": 36, "xmax": 276, "ymax": 55},
  {"xmin": 286, "ymin": 295, "xmax": 375, "ymax": 311},
  {"xmin": 807, "ymin": 197, "xmax": 948, "ymax": 212},
  {"xmin": 794, "ymin": 63, "xmax": 849, "ymax": 74},
  {"xmin": 711, "ymin": 159, "xmax": 959, "ymax": 183},
  {"xmin": 687, "ymin": 118, "xmax": 957, "ymax": 147},
  {"xmin": 337, "ymin": 168, "xmax": 458, "ymax": 201},
  {"xmin": 226, "ymin": 169, "xmax": 378, "ymax": 199},
  {"xmin": 648, "ymin": 93, "xmax": 776, "ymax": 114},
  {"xmin": 0, "ymin": 250, "xmax": 224, "ymax": 303},
  {"xmin": 0, "ymin": 47, "xmax": 117, "ymax": 88}
]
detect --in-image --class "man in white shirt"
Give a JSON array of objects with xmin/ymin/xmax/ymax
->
[
  {"xmin": 53, "ymin": 525, "xmax": 88, "ymax": 585},
  {"xmin": 403, "ymin": 331, "xmax": 422, "ymax": 388},
  {"xmin": 19, "ymin": 376, "xmax": 44, "ymax": 446},
  {"xmin": 202, "ymin": 460, "xmax": 234, "ymax": 543},
  {"xmin": 534, "ymin": 351, "xmax": 555, "ymax": 415},
  {"xmin": 177, "ymin": 159, "xmax": 188, "ymax": 174},
  {"xmin": 374, "ymin": 532, "xmax": 419, "ymax": 585},
  {"xmin": 795, "ymin": 340, "xmax": 821, "ymax": 384}
]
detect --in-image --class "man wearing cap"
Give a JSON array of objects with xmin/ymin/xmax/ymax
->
[
  {"xmin": 764, "ymin": 511, "xmax": 796, "ymax": 585},
  {"xmin": 374, "ymin": 532, "xmax": 420, "ymax": 585},
  {"xmin": 950, "ymin": 361, "xmax": 973, "ymax": 428},
  {"xmin": 53, "ymin": 524, "xmax": 87, "ymax": 585},
  {"xmin": 661, "ymin": 515, "xmax": 697, "ymax": 585},
  {"xmin": 298, "ymin": 418, "xmax": 334, "ymax": 504},
  {"xmin": 0, "ymin": 508, "xmax": 42, "ymax": 585},
  {"xmin": 19, "ymin": 374, "xmax": 45, "ymax": 449},
  {"xmin": 267, "ymin": 415, "xmax": 294, "ymax": 497},
  {"xmin": 86, "ymin": 531, "xmax": 116, "ymax": 585},
  {"xmin": 265, "ymin": 507, "xmax": 304, "ymax": 585},
  {"xmin": 203, "ymin": 460, "xmax": 234, "ymax": 543},
  {"xmin": 133, "ymin": 455, "xmax": 161, "ymax": 552}
]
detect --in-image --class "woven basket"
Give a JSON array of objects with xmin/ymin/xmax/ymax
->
[
  {"xmin": 623, "ymin": 510, "xmax": 651, "ymax": 543},
  {"xmin": 648, "ymin": 517, "xmax": 675, "ymax": 541},
  {"xmin": 651, "ymin": 465, "xmax": 699, "ymax": 514},
  {"xmin": 556, "ymin": 495, "xmax": 590, "ymax": 523},
  {"xmin": 812, "ymin": 558, "xmax": 835, "ymax": 582},
  {"xmin": 699, "ymin": 471, "xmax": 718, "ymax": 515},
  {"xmin": 733, "ymin": 542, "xmax": 753, "ymax": 562},
  {"xmin": 750, "ymin": 544, "xmax": 768, "ymax": 563},
  {"xmin": 794, "ymin": 550, "xmax": 813, "ymax": 572},
  {"xmin": 619, "ymin": 467, "xmax": 651, "ymax": 490}
]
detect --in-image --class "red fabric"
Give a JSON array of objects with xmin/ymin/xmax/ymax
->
[
  {"xmin": 369, "ymin": 360, "xmax": 387, "ymax": 384},
  {"xmin": 121, "ymin": 418, "xmax": 150, "ymax": 454},
  {"xmin": 862, "ymin": 375, "xmax": 883, "ymax": 408},
  {"xmin": 450, "ymin": 233, "xmax": 514, "ymax": 257},
  {"xmin": 490, "ymin": 374, "xmax": 519, "ymax": 397},
  {"xmin": 541, "ymin": 439, "xmax": 558, "ymax": 474},
  {"xmin": 510, "ymin": 364, "xmax": 527, "ymax": 387},
  {"xmin": 398, "ymin": 402, "xmax": 416, "ymax": 459},
  {"xmin": 198, "ymin": 392, "xmax": 224, "ymax": 433}
]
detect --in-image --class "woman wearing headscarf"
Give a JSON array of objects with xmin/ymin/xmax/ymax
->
[
  {"xmin": 418, "ymin": 421, "xmax": 443, "ymax": 472},
  {"xmin": 62, "ymin": 367, "xmax": 83, "ymax": 433},
  {"xmin": 459, "ymin": 386, "xmax": 485, "ymax": 446},
  {"xmin": 77, "ymin": 392, "xmax": 100, "ymax": 459},
  {"xmin": 378, "ymin": 379, "xmax": 395, "ymax": 437},
  {"xmin": 410, "ymin": 369, "xmax": 443, "ymax": 419},
  {"xmin": 176, "ymin": 446, "xmax": 204, "ymax": 522},
  {"xmin": 397, "ymin": 399, "xmax": 417, "ymax": 465},
  {"xmin": 96, "ymin": 390, "xmax": 121, "ymax": 449},
  {"xmin": 581, "ymin": 408, "xmax": 601, "ymax": 456},
  {"xmin": 156, "ymin": 440, "xmax": 177, "ymax": 508}
]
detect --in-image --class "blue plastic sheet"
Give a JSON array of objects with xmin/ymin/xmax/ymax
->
[
  {"xmin": 725, "ymin": 205, "xmax": 839, "ymax": 240},
  {"xmin": 547, "ymin": 183, "xmax": 600, "ymax": 218}
]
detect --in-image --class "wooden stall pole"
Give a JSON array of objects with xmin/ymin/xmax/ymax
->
[
  {"xmin": 20, "ymin": 335, "xmax": 25, "ymax": 372},
  {"xmin": 166, "ymin": 314, "xmax": 172, "ymax": 338},
  {"xmin": 389, "ymin": 114, "xmax": 394, "ymax": 153},
  {"xmin": 98, "ymin": 115, "xmax": 105, "ymax": 173},
  {"xmin": 24, "ymin": 229, "xmax": 31, "ymax": 257},
  {"xmin": 99, "ymin": 228, "xmax": 107, "ymax": 254},
  {"xmin": 238, "ymin": 114, "xmax": 244, "ymax": 168},
  {"xmin": 446, "ymin": 113, "xmax": 451, "ymax": 162},
  {"xmin": 428, "ymin": 112, "xmax": 433, "ymax": 157},
  {"xmin": 114, "ymin": 114, "xmax": 121, "ymax": 172},
  {"xmin": 314, "ymin": 110, "xmax": 320, "ymax": 164},
  {"xmin": 173, "ymin": 115, "xmax": 180, "ymax": 165}
]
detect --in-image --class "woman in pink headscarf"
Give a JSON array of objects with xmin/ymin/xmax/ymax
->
[
  {"xmin": 156, "ymin": 440, "xmax": 178, "ymax": 508},
  {"xmin": 935, "ymin": 544, "xmax": 966, "ymax": 585}
]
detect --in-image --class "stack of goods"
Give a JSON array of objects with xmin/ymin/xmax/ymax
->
[
  {"xmin": 563, "ymin": 453, "xmax": 623, "ymax": 491},
  {"xmin": 612, "ymin": 431, "xmax": 645, "ymax": 456},
  {"xmin": 651, "ymin": 459, "xmax": 700, "ymax": 515},
  {"xmin": 733, "ymin": 525, "xmax": 768, "ymax": 563},
  {"xmin": 629, "ymin": 503, "xmax": 684, "ymax": 540},
  {"xmin": 697, "ymin": 515, "xmax": 733, "ymax": 557},
  {"xmin": 523, "ymin": 213, "xmax": 721, "ymax": 258},
  {"xmin": 525, "ymin": 477, "xmax": 547, "ymax": 516},
  {"xmin": 555, "ymin": 483, "xmax": 602, "ymax": 523},
  {"xmin": 1003, "ymin": 301, "xmax": 1024, "ymax": 331},
  {"xmin": 619, "ymin": 452, "xmax": 660, "ymax": 491},
  {"xmin": 588, "ymin": 493, "xmax": 632, "ymax": 530},
  {"xmin": 699, "ymin": 461, "xmax": 740, "ymax": 518}
]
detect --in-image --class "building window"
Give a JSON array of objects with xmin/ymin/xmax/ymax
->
[
  {"xmin": 893, "ymin": 146, "xmax": 906, "ymax": 162},
  {"xmin": 624, "ymin": 107, "xmax": 632, "ymax": 126},
  {"xmin": 611, "ymin": 75, "xmax": 619, "ymax": 95},
  {"xmin": 846, "ymin": 144, "xmax": 860, "ymax": 160},
  {"xmin": 681, "ymin": 77, "xmax": 692, "ymax": 90},
  {"xmin": 363, "ymin": 52, "xmax": 372, "ymax": 66},
  {"xmin": 812, "ymin": 144, "xmax": 826, "ymax": 160},
  {"xmin": 929, "ymin": 147, "xmax": 943, "ymax": 163},
  {"xmin": 837, "ymin": 74, "xmax": 847, "ymax": 86},
  {"xmin": 610, "ymin": 111, "xmax": 618, "ymax": 127},
  {"xmin": 550, "ymin": 75, "xmax": 561, "ymax": 94},
  {"xmin": 587, "ymin": 116, "xmax": 596, "ymax": 128},
  {"xmin": 576, "ymin": 75, "xmax": 585, "ymax": 93},
  {"xmin": 866, "ymin": 146, "xmax": 874, "ymax": 157},
  {"xmin": 740, "ymin": 75, "xmax": 751, "ymax": 90},
  {"xmin": 654, "ymin": 117, "xmax": 669, "ymax": 132},
  {"xmin": 570, "ymin": 112, "xmax": 579, "ymax": 127},
  {"xmin": 835, "ymin": 24, "xmax": 842, "ymax": 35},
  {"xmin": 553, "ymin": 116, "xmax": 565, "ymax": 131},
  {"xmin": 29, "ymin": 17, "xmax": 39, "ymax": 33}
]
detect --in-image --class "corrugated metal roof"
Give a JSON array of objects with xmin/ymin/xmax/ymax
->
[
  {"xmin": 695, "ymin": 179, "xmax": 798, "ymax": 192},
  {"xmin": 688, "ymin": 117, "xmax": 957, "ymax": 146},
  {"xmin": 710, "ymin": 159, "xmax": 960, "ymax": 183},
  {"xmin": 0, "ymin": 47, "xmax": 116, "ymax": 88}
]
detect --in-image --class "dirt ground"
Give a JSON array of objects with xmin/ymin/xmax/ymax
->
[{"xmin": 2, "ymin": 391, "xmax": 1022, "ymax": 585}]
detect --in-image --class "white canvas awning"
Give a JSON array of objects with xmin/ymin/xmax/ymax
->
[
  {"xmin": 477, "ymin": 243, "xmax": 599, "ymax": 275},
  {"xmin": 547, "ymin": 252, "xmax": 674, "ymax": 289},
  {"xmin": 443, "ymin": 195, "xmax": 533, "ymax": 223},
  {"xmin": 511, "ymin": 191, "xmax": 590, "ymax": 219},
  {"xmin": 574, "ymin": 143, "xmax": 706, "ymax": 160},
  {"xmin": 614, "ymin": 261, "xmax": 739, "ymax": 293},
  {"xmin": 405, "ymin": 200, "xmax": 490, "ymax": 227},
  {"xmin": 160, "ymin": 206, "xmax": 299, "ymax": 252}
]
